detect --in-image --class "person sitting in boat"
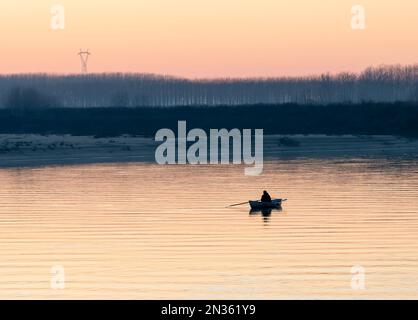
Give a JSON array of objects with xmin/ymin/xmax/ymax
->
[{"xmin": 261, "ymin": 190, "xmax": 272, "ymax": 202}]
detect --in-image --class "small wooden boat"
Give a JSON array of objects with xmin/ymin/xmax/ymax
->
[
  {"xmin": 249, "ymin": 199, "xmax": 283, "ymax": 209},
  {"xmin": 250, "ymin": 207, "xmax": 282, "ymax": 216}
]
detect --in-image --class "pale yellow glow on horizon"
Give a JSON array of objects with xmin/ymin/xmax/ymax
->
[{"xmin": 0, "ymin": 0, "xmax": 417, "ymax": 77}]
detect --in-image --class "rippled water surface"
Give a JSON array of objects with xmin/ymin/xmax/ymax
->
[{"xmin": 1, "ymin": 157, "xmax": 418, "ymax": 299}]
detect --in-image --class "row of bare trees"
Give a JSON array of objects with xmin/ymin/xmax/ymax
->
[{"xmin": 1, "ymin": 64, "xmax": 418, "ymax": 108}]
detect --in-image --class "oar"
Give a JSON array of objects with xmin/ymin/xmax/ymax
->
[{"xmin": 228, "ymin": 201, "xmax": 248, "ymax": 207}]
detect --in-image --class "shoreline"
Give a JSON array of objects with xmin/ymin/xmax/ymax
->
[{"xmin": 0, "ymin": 134, "xmax": 417, "ymax": 168}]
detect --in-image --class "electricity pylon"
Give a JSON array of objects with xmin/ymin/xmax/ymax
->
[{"xmin": 78, "ymin": 49, "xmax": 91, "ymax": 73}]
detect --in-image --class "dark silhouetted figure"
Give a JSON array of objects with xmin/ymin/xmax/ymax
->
[{"xmin": 261, "ymin": 190, "xmax": 272, "ymax": 202}]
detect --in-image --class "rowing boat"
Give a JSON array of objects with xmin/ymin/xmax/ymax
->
[{"xmin": 249, "ymin": 199, "xmax": 283, "ymax": 209}]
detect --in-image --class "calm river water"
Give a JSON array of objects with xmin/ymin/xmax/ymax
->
[{"xmin": 0, "ymin": 156, "xmax": 418, "ymax": 299}]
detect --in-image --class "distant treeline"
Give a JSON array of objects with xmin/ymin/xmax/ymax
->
[
  {"xmin": 1, "ymin": 64, "xmax": 418, "ymax": 107},
  {"xmin": 0, "ymin": 103, "xmax": 418, "ymax": 137}
]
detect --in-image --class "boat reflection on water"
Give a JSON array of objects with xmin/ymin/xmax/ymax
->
[{"xmin": 249, "ymin": 206, "xmax": 282, "ymax": 222}]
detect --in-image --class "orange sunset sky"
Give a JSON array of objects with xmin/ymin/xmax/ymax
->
[{"xmin": 0, "ymin": 0, "xmax": 417, "ymax": 78}]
